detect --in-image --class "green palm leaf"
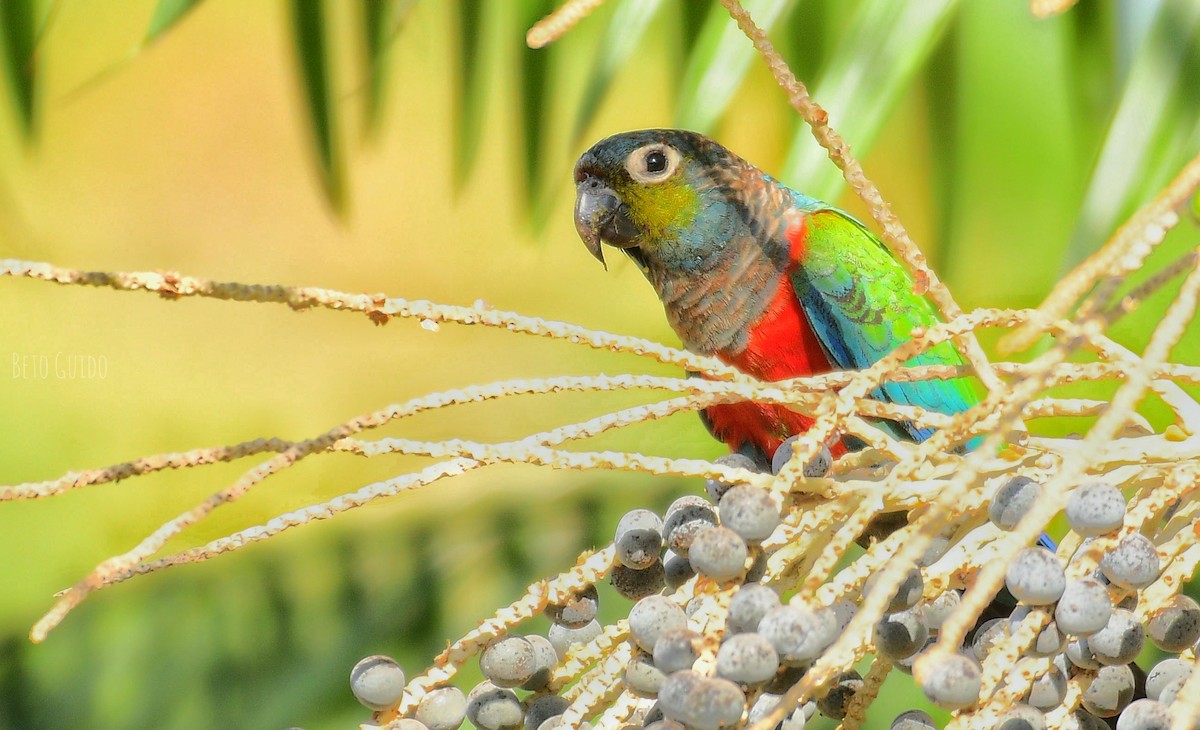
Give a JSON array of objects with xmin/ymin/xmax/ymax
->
[
  {"xmin": 289, "ymin": 0, "xmax": 345, "ymax": 216},
  {"xmin": 1, "ymin": 0, "xmax": 38, "ymax": 139},
  {"xmin": 675, "ymin": 0, "xmax": 798, "ymax": 133},
  {"xmin": 779, "ymin": 0, "xmax": 961, "ymax": 200}
]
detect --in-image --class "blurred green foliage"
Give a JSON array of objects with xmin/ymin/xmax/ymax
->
[{"xmin": 0, "ymin": 1, "xmax": 1197, "ymax": 728}]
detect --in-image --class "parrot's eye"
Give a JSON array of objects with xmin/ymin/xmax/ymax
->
[{"xmin": 626, "ymin": 143, "xmax": 681, "ymax": 184}]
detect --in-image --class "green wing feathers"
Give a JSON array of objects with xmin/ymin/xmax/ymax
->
[{"xmin": 788, "ymin": 207, "xmax": 978, "ymax": 441}]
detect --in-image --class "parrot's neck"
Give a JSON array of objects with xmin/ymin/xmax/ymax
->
[{"xmin": 634, "ymin": 217, "xmax": 790, "ymax": 358}]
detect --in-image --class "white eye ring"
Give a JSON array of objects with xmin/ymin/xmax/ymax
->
[{"xmin": 626, "ymin": 144, "xmax": 681, "ymax": 184}]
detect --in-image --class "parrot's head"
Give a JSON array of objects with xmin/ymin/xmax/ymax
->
[{"xmin": 573, "ymin": 129, "xmax": 742, "ymax": 268}]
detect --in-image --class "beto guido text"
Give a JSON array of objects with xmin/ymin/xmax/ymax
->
[{"xmin": 12, "ymin": 352, "xmax": 109, "ymax": 380}]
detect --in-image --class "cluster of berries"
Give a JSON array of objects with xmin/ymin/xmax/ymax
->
[{"xmin": 349, "ymin": 437, "xmax": 1197, "ymax": 730}]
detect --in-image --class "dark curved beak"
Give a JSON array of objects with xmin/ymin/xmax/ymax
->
[{"xmin": 574, "ymin": 176, "xmax": 640, "ymax": 268}]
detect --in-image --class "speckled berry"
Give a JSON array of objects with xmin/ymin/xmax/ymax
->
[
  {"xmin": 990, "ymin": 476, "xmax": 1041, "ymax": 531},
  {"xmin": 630, "ymin": 596, "xmax": 688, "ymax": 653},
  {"xmin": 525, "ymin": 695, "xmax": 568, "ymax": 730},
  {"xmin": 1088, "ymin": 609, "xmax": 1144, "ymax": 665},
  {"xmin": 1115, "ymin": 699, "xmax": 1172, "ymax": 730},
  {"xmin": 1145, "ymin": 657, "xmax": 1191, "ymax": 701},
  {"xmin": 548, "ymin": 619, "xmax": 602, "ymax": 660},
  {"xmin": 1066, "ymin": 481, "xmax": 1126, "ymax": 536},
  {"xmin": 663, "ymin": 550, "xmax": 694, "ymax": 590},
  {"xmin": 771, "ymin": 436, "xmax": 832, "ymax": 478},
  {"xmin": 890, "ymin": 709, "xmax": 937, "ymax": 730},
  {"xmin": 728, "ymin": 584, "xmax": 781, "ymax": 635},
  {"xmin": 705, "ymin": 453, "xmax": 760, "ymax": 502},
  {"xmin": 416, "ymin": 686, "xmax": 468, "ymax": 730},
  {"xmin": 545, "ymin": 584, "xmax": 599, "ymax": 629},
  {"xmin": 616, "ymin": 509, "xmax": 665, "ymax": 570},
  {"xmin": 1081, "ymin": 664, "xmax": 1136, "ymax": 718},
  {"xmin": 1100, "ymin": 533, "xmax": 1160, "ymax": 589},
  {"xmin": 864, "ymin": 567, "xmax": 924, "ymax": 612},
  {"xmin": 663, "ymin": 496, "xmax": 718, "ymax": 556},
  {"xmin": 875, "ymin": 609, "xmax": 929, "ymax": 660},
  {"xmin": 816, "ymin": 670, "xmax": 863, "ymax": 720},
  {"xmin": 521, "ymin": 635, "xmax": 558, "ymax": 691},
  {"xmin": 688, "ymin": 526, "xmax": 749, "ymax": 582},
  {"xmin": 652, "ymin": 627, "xmax": 702, "ymax": 674},
  {"xmin": 625, "ymin": 653, "xmax": 667, "ymax": 697},
  {"xmin": 1056, "ymin": 577, "xmax": 1113, "ymax": 636},
  {"xmin": 466, "ymin": 681, "xmax": 524, "ymax": 730},
  {"xmin": 1006, "ymin": 547, "xmax": 1066, "ymax": 605},
  {"xmin": 611, "ymin": 561, "xmax": 667, "ymax": 601},
  {"xmin": 996, "ymin": 704, "xmax": 1046, "ymax": 730},
  {"xmin": 1147, "ymin": 594, "xmax": 1200, "ymax": 652},
  {"xmin": 719, "ymin": 485, "xmax": 780, "ymax": 543},
  {"xmin": 716, "ymin": 632, "xmax": 780, "ymax": 685},
  {"xmin": 759, "ymin": 605, "xmax": 830, "ymax": 664},
  {"xmin": 918, "ymin": 653, "xmax": 982, "ymax": 710},
  {"xmin": 350, "ymin": 654, "xmax": 406, "ymax": 711},
  {"xmin": 480, "ymin": 636, "xmax": 537, "ymax": 688}
]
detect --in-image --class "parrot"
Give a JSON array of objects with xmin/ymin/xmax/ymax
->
[
  {"xmin": 572, "ymin": 129, "xmax": 1057, "ymax": 558},
  {"xmin": 572, "ymin": 128, "xmax": 977, "ymax": 464}
]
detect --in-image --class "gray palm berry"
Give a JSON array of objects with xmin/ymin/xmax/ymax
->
[
  {"xmin": 972, "ymin": 618, "xmax": 1008, "ymax": 661},
  {"xmin": 652, "ymin": 627, "xmax": 702, "ymax": 674},
  {"xmin": 1066, "ymin": 637, "xmax": 1101, "ymax": 670},
  {"xmin": 1066, "ymin": 481, "xmax": 1126, "ymax": 536},
  {"xmin": 719, "ymin": 485, "xmax": 780, "ymax": 543},
  {"xmin": 1115, "ymin": 699, "xmax": 1172, "ymax": 730},
  {"xmin": 1147, "ymin": 594, "xmax": 1200, "ymax": 652},
  {"xmin": 771, "ymin": 436, "xmax": 833, "ymax": 478},
  {"xmin": 1056, "ymin": 577, "xmax": 1113, "ymax": 635},
  {"xmin": 890, "ymin": 709, "xmax": 937, "ymax": 730},
  {"xmin": 616, "ymin": 509, "xmax": 665, "ymax": 570},
  {"xmin": 990, "ymin": 476, "xmax": 1041, "ymax": 531},
  {"xmin": 705, "ymin": 453, "xmax": 760, "ymax": 502},
  {"xmin": 625, "ymin": 653, "xmax": 667, "ymax": 697},
  {"xmin": 1088, "ymin": 609, "xmax": 1144, "ymax": 665},
  {"xmin": 545, "ymin": 584, "xmax": 599, "ymax": 629},
  {"xmin": 1005, "ymin": 547, "xmax": 1066, "ymax": 605},
  {"xmin": 657, "ymin": 670, "xmax": 703, "ymax": 724},
  {"xmin": 1081, "ymin": 664, "xmax": 1136, "ymax": 718},
  {"xmin": 1022, "ymin": 661, "xmax": 1067, "ymax": 710},
  {"xmin": 684, "ymin": 677, "xmax": 746, "ymax": 730},
  {"xmin": 875, "ymin": 609, "xmax": 929, "ymax": 660},
  {"xmin": 716, "ymin": 632, "xmax": 780, "ymax": 685},
  {"xmin": 920, "ymin": 590, "xmax": 961, "ymax": 631},
  {"xmin": 548, "ymin": 620, "xmax": 602, "ymax": 660},
  {"xmin": 521, "ymin": 635, "xmax": 558, "ymax": 691},
  {"xmin": 997, "ymin": 704, "xmax": 1046, "ymax": 730},
  {"xmin": 663, "ymin": 496, "xmax": 718, "ymax": 556},
  {"xmin": 611, "ymin": 561, "xmax": 667, "ymax": 601},
  {"xmin": 663, "ymin": 549, "xmax": 695, "ymax": 590},
  {"xmin": 864, "ymin": 567, "xmax": 925, "ymax": 613},
  {"xmin": 688, "ymin": 526, "xmax": 749, "ymax": 582},
  {"xmin": 1100, "ymin": 533, "xmax": 1160, "ymax": 589},
  {"xmin": 416, "ymin": 686, "xmax": 468, "ymax": 730},
  {"xmin": 480, "ymin": 636, "xmax": 537, "ymax": 688},
  {"xmin": 759, "ymin": 605, "xmax": 829, "ymax": 663},
  {"xmin": 524, "ymin": 695, "xmax": 568, "ymax": 730},
  {"xmin": 919, "ymin": 653, "xmax": 982, "ymax": 710},
  {"xmin": 466, "ymin": 682, "xmax": 524, "ymax": 730},
  {"xmin": 728, "ymin": 584, "xmax": 781, "ymax": 634},
  {"xmin": 350, "ymin": 655, "xmax": 406, "ymax": 711},
  {"xmin": 1145, "ymin": 657, "xmax": 1191, "ymax": 701},
  {"xmin": 630, "ymin": 596, "xmax": 688, "ymax": 653},
  {"xmin": 815, "ymin": 670, "xmax": 863, "ymax": 720}
]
